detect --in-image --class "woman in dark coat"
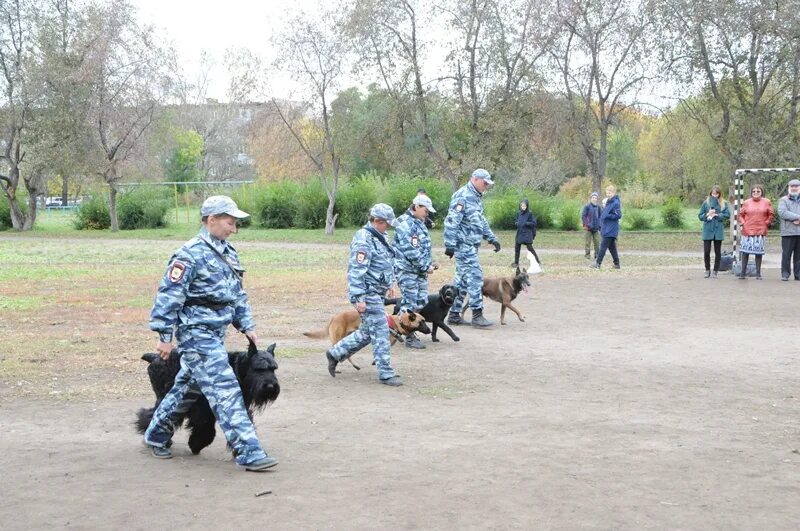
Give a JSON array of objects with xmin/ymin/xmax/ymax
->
[
  {"xmin": 512, "ymin": 199, "xmax": 540, "ymax": 267},
  {"xmin": 697, "ymin": 185, "xmax": 730, "ymax": 278}
]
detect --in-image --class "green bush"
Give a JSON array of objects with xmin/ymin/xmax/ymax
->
[
  {"xmin": 661, "ymin": 196, "xmax": 685, "ymax": 229},
  {"xmin": 527, "ymin": 197, "xmax": 554, "ymax": 230},
  {"xmin": 624, "ymin": 209, "xmax": 654, "ymax": 230},
  {"xmin": 117, "ymin": 188, "xmax": 171, "ymax": 230},
  {"xmin": 0, "ymin": 194, "xmax": 30, "ymax": 230},
  {"xmin": 0, "ymin": 198, "xmax": 14, "ymax": 230},
  {"xmin": 337, "ymin": 175, "xmax": 380, "ymax": 227},
  {"xmin": 297, "ymin": 179, "xmax": 330, "ymax": 229},
  {"xmin": 229, "ymin": 185, "xmax": 259, "ymax": 228},
  {"xmin": 485, "ymin": 191, "xmax": 520, "ymax": 230},
  {"xmin": 557, "ymin": 175, "xmax": 596, "ymax": 200},
  {"xmin": 255, "ymin": 181, "xmax": 302, "ymax": 228},
  {"xmin": 74, "ymin": 194, "xmax": 111, "ymax": 230},
  {"xmin": 622, "ymin": 181, "xmax": 664, "ymax": 209},
  {"xmin": 556, "ymin": 201, "xmax": 581, "ymax": 231}
]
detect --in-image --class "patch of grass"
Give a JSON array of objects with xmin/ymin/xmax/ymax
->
[
  {"xmin": 274, "ymin": 346, "xmax": 320, "ymax": 359},
  {"xmin": 0, "ymin": 296, "xmax": 42, "ymax": 311}
]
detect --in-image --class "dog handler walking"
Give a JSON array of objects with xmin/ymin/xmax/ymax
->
[
  {"xmin": 393, "ymin": 195, "xmax": 437, "ymax": 349},
  {"xmin": 444, "ymin": 168, "xmax": 501, "ymax": 328},
  {"xmin": 325, "ymin": 204, "xmax": 404, "ymax": 386},
  {"xmin": 143, "ymin": 196, "xmax": 277, "ymax": 471}
]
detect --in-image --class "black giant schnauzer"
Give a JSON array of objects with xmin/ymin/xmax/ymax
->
[{"xmin": 135, "ymin": 338, "xmax": 280, "ymax": 455}]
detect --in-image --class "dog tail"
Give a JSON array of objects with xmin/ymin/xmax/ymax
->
[
  {"xmin": 135, "ymin": 407, "xmax": 155, "ymax": 433},
  {"xmin": 302, "ymin": 330, "xmax": 328, "ymax": 340},
  {"xmin": 141, "ymin": 353, "xmax": 159, "ymax": 363}
]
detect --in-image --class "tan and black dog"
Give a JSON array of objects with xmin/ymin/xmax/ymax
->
[
  {"xmin": 461, "ymin": 269, "xmax": 531, "ymax": 325},
  {"xmin": 303, "ymin": 310, "xmax": 429, "ymax": 370}
]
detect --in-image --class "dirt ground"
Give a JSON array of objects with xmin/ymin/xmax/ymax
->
[{"xmin": 2, "ymin": 260, "xmax": 799, "ymax": 529}]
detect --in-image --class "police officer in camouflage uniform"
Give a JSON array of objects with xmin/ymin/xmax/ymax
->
[
  {"xmin": 393, "ymin": 194, "xmax": 437, "ymax": 349},
  {"xmin": 444, "ymin": 169, "xmax": 501, "ymax": 328},
  {"xmin": 325, "ymin": 204, "xmax": 404, "ymax": 386},
  {"xmin": 143, "ymin": 196, "xmax": 277, "ymax": 471}
]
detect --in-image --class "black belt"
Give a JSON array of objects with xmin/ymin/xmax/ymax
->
[{"xmin": 184, "ymin": 298, "xmax": 231, "ymax": 310}]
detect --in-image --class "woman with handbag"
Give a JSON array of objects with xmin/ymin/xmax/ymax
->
[{"xmin": 698, "ymin": 185, "xmax": 730, "ymax": 278}]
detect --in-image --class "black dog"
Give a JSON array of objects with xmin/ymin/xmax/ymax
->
[
  {"xmin": 135, "ymin": 339, "xmax": 279, "ymax": 456},
  {"xmin": 387, "ymin": 284, "xmax": 460, "ymax": 342}
]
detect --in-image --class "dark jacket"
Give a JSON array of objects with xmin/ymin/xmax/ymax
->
[
  {"xmin": 698, "ymin": 197, "xmax": 730, "ymax": 241},
  {"xmin": 581, "ymin": 202, "xmax": 601, "ymax": 231},
  {"xmin": 514, "ymin": 200, "xmax": 537, "ymax": 244},
  {"xmin": 600, "ymin": 195, "xmax": 622, "ymax": 238}
]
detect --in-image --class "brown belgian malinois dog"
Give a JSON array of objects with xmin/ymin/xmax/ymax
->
[
  {"xmin": 461, "ymin": 268, "xmax": 531, "ymax": 325},
  {"xmin": 303, "ymin": 309, "xmax": 430, "ymax": 370}
]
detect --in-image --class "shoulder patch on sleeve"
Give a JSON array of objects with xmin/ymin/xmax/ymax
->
[
  {"xmin": 411, "ymin": 235, "xmax": 419, "ymax": 247},
  {"xmin": 356, "ymin": 250, "xmax": 368, "ymax": 264},
  {"xmin": 455, "ymin": 202, "xmax": 464, "ymax": 212},
  {"xmin": 168, "ymin": 261, "xmax": 186, "ymax": 283}
]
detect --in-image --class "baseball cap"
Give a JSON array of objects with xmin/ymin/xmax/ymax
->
[
  {"xmin": 412, "ymin": 194, "xmax": 436, "ymax": 213},
  {"xmin": 200, "ymin": 195, "xmax": 250, "ymax": 219},
  {"xmin": 369, "ymin": 203, "xmax": 397, "ymax": 226},
  {"xmin": 471, "ymin": 168, "xmax": 494, "ymax": 185},
  {"xmin": 788, "ymin": 179, "xmax": 800, "ymax": 186}
]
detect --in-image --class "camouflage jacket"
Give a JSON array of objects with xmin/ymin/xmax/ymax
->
[
  {"xmin": 443, "ymin": 181, "xmax": 497, "ymax": 248},
  {"xmin": 149, "ymin": 226, "xmax": 254, "ymax": 341},
  {"xmin": 348, "ymin": 223, "xmax": 396, "ymax": 303},
  {"xmin": 393, "ymin": 209, "xmax": 433, "ymax": 275}
]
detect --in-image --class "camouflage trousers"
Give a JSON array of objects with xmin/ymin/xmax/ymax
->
[
  {"xmin": 450, "ymin": 244, "xmax": 484, "ymax": 313},
  {"xmin": 144, "ymin": 326, "xmax": 267, "ymax": 465},
  {"xmin": 397, "ymin": 270, "xmax": 428, "ymax": 313},
  {"xmin": 328, "ymin": 294, "xmax": 395, "ymax": 380}
]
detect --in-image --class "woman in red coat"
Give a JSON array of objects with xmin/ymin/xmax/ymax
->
[{"xmin": 738, "ymin": 184, "xmax": 774, "ymax": 279}]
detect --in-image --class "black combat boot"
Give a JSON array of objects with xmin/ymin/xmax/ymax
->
[
  {"xmin": 470, "ymin": 309, "xmax": 493, "ymax": 328},
  {"xmin": 326, "ymin": 350, "xmax": 338, "ymax": 377},
  {"xmin": 447, "ymin": 312, "xmax": 465, "ymax": 325},
  {"xmin": 404, "ymin": 332, "xmax": 426, "ymax": 349}
]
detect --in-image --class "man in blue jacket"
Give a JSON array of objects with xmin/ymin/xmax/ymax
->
[
  {"xmin": 581, "ymin": 192, "xmax": 601, "ymax": 260},
  {"xmin": 590, "ymin": 185, "xmax": 622, "ymax": 269},
  {"xmin": 443, "ymin": 168, "xmax": 501, "ymax": 328}
]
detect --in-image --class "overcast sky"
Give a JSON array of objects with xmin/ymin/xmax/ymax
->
[{"xmin": 133, "ymin": 0, "xmax": 314, "ymax": 101}]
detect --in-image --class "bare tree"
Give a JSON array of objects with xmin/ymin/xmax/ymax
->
[
  {"xmin": 662, "ymin": 0, "xmax": 800, "ymax": 180},
  {"xmin": 0, "ymin": 0, "xmax": 43, "ymax": 230},
  {"xmin": 551, "ymin": 0, "xmax": 657, "ymax": 192},
  {"xmin": 273, "ymin": 9, "xmax": 346, "ymax": 234},
  {"xmin": 83, "ymin": 0, "xmax": 171, "ymax": 231},
  {"xmin": 440, "ymin": 0, "xmax": 559, "ymax": 172},
  {"xmin": 348, "ymin": 0, "xmax": 461, "ymax": 190}
]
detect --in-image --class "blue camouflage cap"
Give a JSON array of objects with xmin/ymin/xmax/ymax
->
[
  {"xmin": 471, "ymin": 168, "xmax": 494, "ymax": 185},
  {"xmin": 200, "ymin": 195, "xmax": 249, "ymax": 219},
  {"xmin": 369, "ymin": 203, "xmax": 397, "ymax": 227},
  {"xmin": 412, "ymin": 194, "xmax": 436, "ymax": 213}
]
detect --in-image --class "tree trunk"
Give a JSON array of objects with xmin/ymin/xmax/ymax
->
[
  {"xmin": 22, "ymin": 194, "xmax": 37, "ymax": 231},
  {"xmin": 597, "ymin": 123, "xmax": 608, "ymax": 189},
  {"xmin": 5, "ymin": 166, "xmax": 25, "ymax": 231},
  {"xmin": 324, "ymin": 197, "xmax": 338, "ymax": 235},
  {"xmin": 109, "ymin": 184, "xmax": 119, "ymax": 232},
  {"xmin": 61, "ymin": 175, "xmax": 69, "ymax": 206}
]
